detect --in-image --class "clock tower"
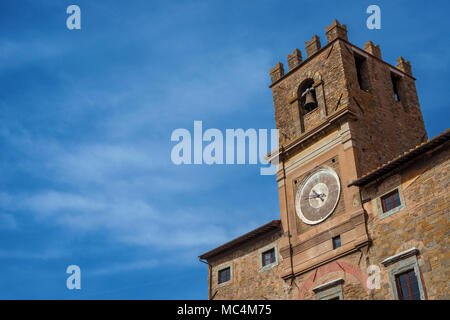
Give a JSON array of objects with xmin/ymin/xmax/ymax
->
[
  {"xmin": 200, "ymin": 19, "xmax": 447, "ymax": 300},
  {"xmin": 267, "ymin": 20, "xmax": 427, "ymax": 282}
]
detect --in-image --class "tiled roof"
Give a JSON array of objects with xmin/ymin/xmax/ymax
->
[
  {"xmin": 348, "ymin": 129, "xmax": 450, "ymax": 187},
  {"xmin": 199, "ymin": 220, "xmax": 281, "ymax": 260}
]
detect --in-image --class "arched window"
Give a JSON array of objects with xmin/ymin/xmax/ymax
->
[{"xmin": 298, "ymin": 78, "xmax": 317, "ymax": 113}]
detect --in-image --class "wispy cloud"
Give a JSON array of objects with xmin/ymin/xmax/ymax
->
[
  {"xmin": 7, "ymin": 0, "xmax": 448, "ymax": 299},
  {"xmin": 0, "ymin": 248, "xmax": 65, "ymax": 260},
  {"xmin": 2, "ymin": 189, "xmax": 235, "ymax": 249},
  {"xmin": 90, "ymin": 259, "xmax": 159, "ymax": 276}
]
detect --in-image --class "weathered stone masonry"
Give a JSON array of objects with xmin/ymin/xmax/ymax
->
[{"xmin": 199, "ymin": 20, "xmax": 449, "ymax": 300}]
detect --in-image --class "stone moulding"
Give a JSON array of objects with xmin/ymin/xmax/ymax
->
[
  {"xmin": 312, "ymin": 278, "xmax": 345, "ymax": 293},
  {"xmin": 381, "ymin": 247, "xmax": 419, "ymax": 267},
  {"xmin": 266, "ymin": 107, "xmax": 356, "ymax": 164},
  {"xmin": 280, "ymin": 210, "xmax": 370, "ymax": 280}
]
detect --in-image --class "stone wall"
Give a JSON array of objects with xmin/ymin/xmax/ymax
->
[
  {"xmin": 205, "ymin": 142, "xmax": 448, "ymax": 300},
  {"xmin": 344, "ymin": 43, "xmax": 428, "ymax": 177},
  {"xmin": 208, "ymin": 229, "xmax": 287, "ymax": 300},
  {"xmin": 270, "ymin": 21, "xmax": 427, "ymax": 177},
  {"xmin": 270, "ymin": 39, "xmax": 350, "ymax": 146},
  {"xmin": 203, "ymin": 20, "xmax": 448, "ymax": 301},
  {"xmin": 287, "ymin": 250, "xmax": 370, "ymax": 300},
  {"xmin": 362, "ymin": 141, "xmax": 450, "ymax": 299}
]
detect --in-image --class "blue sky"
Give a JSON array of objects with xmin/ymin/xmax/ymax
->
[{"xmin": 0, "ymin": 0, "xmax": 448, "ymax": 299}]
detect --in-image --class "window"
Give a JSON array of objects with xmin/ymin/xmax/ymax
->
[
  {"xmin": 298, "ymin": 78, "xmax": 318, "ymax": 113},
  {"xmin": 218, "ymin": 267, "xmax": 230, "ymax": 284},
  {"xmin": 262, "ymin": 248, "xmax": 276, "ymax": 267},
  {"xmin": 259, "ymin": 244, "xmax": 278, "ymax": 271},
  {"xmin": 313, "ymin": 278, "xmax": 344, "ymax": 300},
  {"xmin": 332, "ymin": 235, "xmax": 341, "ymax": 249},
  {"xmin": 377, "ymin": 187, "xmax": 406, "ymax": 219},
  {"xmin": 391, "ymin": 73, "xmax": 401, "ymax": 102},
  {"xmin": 395, "ymin": 270, "xmax": 421, "ymax": 300},
  {"xmin": 382, "ymin": 248, "xmax": 425, "ymax": 300},
  {"xmin": 381, "ymin": 189, "xmax": 401, "ymax": 213},
  {"xmin": 354, "ymin": 54, "xmax": 370, "ymax": 92}
]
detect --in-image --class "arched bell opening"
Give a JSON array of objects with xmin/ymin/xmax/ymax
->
[{"xmin": 298, "ymin": 78, "xmax": 318, "ymax": 114}]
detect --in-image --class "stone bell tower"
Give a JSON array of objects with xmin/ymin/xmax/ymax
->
[{"xmin": 267, "ymin": 20, "xmax": 427, "ymax": 283}]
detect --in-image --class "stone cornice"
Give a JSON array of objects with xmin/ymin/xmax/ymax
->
[
  {"xmin": 381, "ymin": 248, "xmax": 419, "ymax": 267},
  {"xmin": 312, "ymin": 278, "xmax": 345, "ymax": 292},
  {"xmin": 266, "ymin": 107, "xmax": 356, "ymax": 164}
]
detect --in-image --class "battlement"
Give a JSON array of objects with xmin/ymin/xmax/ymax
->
[
  {"xmin": 270, "ymin": 19, "xmax": 414, "ymax": 84},
  {"xmin": 305, "ymin": 35, "xmax": 322, "ymax": 58},
  {"xmin": 364, "ymin": 41, "xmax": 381, "ymax": 59},
  {"xmin": 396, "ymin": 56, "xmax": 413, "ymax": 76},
  {"xmin": 287, "ymin": 48, "xmax": 303, "ymax": 71},
  {"xmin": 325, "ymin": 19, "xmax": 348, "ymax": 42}
]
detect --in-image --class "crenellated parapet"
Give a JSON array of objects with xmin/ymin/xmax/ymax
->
[
  {"xmin": 325, "ymin": 19, "xmax": 348, "ymax": 43},
  {"xmin": 287, "ymin": 48, "xmax": 303, "ymax": 71},
  {"xmin": 396, "ymin": 57, "xmax": 413, "ymax": 76},
  {"xmin": 305, "ymin": 35, "xmax": 322, "ymax": 58},
  {"xmin": 364, "ymin": 41, "xmax": 382, "ymax": 59},
  {"xmin": 270, "ymin": 62, "xmax": 285, "ymax": 83},
  {"xmin": 269, "ymin": 19, "xmax": 415, "ymax": 85}
]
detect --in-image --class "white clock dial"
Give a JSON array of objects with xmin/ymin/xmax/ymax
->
[{"xmin": 295, "ymin": 167, "xmax": 341, "ymax": 225}]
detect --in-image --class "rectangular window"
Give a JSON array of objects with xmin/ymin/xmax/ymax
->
[
  {"xmin": 218, "ymin": 267, "xmax": 230, "ymax": 284},
  {"xmin": 391, "ymin": 73, "xmax": 401, "ymax": 102},
  {"xmin": 381, "ymin": 189, "xmax": 401, "ymax": 213},
  {"xmin": 354, "ymin": 54, "xmax": 370, "ymax": 92},
  {"xmin": 332, "ymin": 235, "xmax": 341, "ymax": 249},
  {"xmin": 262, "ymin": 248, "xmax": 276, "ymax": 267},
  {"xmin": 395, "ymin": 270, "xmax": 421, "ymax": 300}
]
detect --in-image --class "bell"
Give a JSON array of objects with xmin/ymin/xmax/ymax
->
[{"xmin": 303, "ymin": 90, "xmax": 317, "ymax": 112}]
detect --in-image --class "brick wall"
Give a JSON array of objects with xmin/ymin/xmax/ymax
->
[
  {"xmin": 343, "ymin": 44, "xmax": 428, "ymax": 177},
  {"xmin": 270, "ymin": 40, "xmax": 349, "ymax": 146},
  {"xmin": 270, "ymin": 31, "xmax": 427, "ymax": 177}
]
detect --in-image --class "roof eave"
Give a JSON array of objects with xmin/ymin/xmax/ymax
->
[{"xmin": 199, "ymin": 220, "xmax": 281, "ymax": 260}]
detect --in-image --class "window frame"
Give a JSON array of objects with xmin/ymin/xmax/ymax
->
[
  {"xmin": 381, "ymin": 248, "xmax": 426, "ymax": 300},
  {"xmin": 218, "ymin": 267, "xmax": 230, "ymax": 284},
  {"xmin": 381, "ymin": 189, "xmax": 401, "ymax": 213},
  {"xmin": 376, "ymin": 186, "xmax": 406, "ymax": 219},
  {"xmin": 395, "ymin": 269, "xmax": 421, "ymax": 300},
  {"xmin": 332, "ymin": 235, "xmax": 341, "ymax": 249},
  {"xmin": 216, "ymin": 262, "xmax": 233, "ymax": 287},
  {"xmin": 258, "ymin": 243, "xmax": 279, "ymax": 272},
  {"xmin": 262, "ymin": 248, "xmax": 276, "ymax": 267},
  {"xmin": 313, "ymin": 278, "xmax": 344, "ymax": 300}
]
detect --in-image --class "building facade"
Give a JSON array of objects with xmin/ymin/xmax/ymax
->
[{"xmin": 199, "ymin": 20, "xmax": 449, "ymax": 300}]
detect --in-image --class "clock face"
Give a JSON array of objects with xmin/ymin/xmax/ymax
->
[{"xmin": 295, "ymin": 167, "xmax": 341, "ymax": 225}]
